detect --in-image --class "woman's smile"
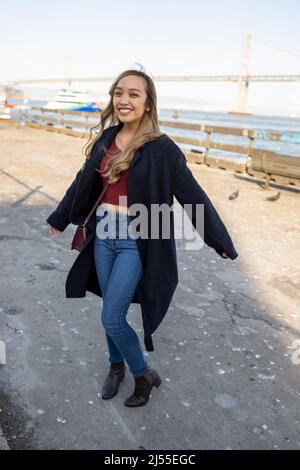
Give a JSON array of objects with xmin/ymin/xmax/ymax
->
[{"xmin": 118, "ymin": 108, "xmax": 133, "ymax": 115}]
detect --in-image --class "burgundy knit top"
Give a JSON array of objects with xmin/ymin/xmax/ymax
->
[{"xmin": 98, "ymin": 138, "xmax": 129, "ymax": 207}]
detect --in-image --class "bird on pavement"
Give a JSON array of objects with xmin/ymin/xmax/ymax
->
[
  {"xmin": 229, "ymin": 189, "xmax": 239, "ymax": 200},
  {"xmin": 266, "ymin": 191, "xmax": 280, "ymax": 201}
]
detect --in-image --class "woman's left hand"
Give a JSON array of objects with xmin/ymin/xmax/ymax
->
[{"xmin": 221, "ymin": 251, "xmax": 229, "ymax": 258}]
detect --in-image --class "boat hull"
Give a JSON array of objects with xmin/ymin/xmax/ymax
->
[{"xmin": 43, "ymin": 102, "xmax": 101, "ymax": 112}]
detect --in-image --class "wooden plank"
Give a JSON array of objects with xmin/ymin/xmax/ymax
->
[
  {"xmin": 27, "ymin": 122, "xmax": 41, "ymax": 129},
  {"xmin": 249, "ymin": 148, "xmax": 300, "ymax": 179},
  {"xmin": 206, "ymin": 155, "xmax": 246, "ymax": 172},
  {"xmin": 170, "ymin": 134, "xmax": 206, "ymax": 146},
  {"xmin": 27, "ymin": 122, "xmax": 86, "ymax": 137},
  {"xmin": 171, "ymin": 135, "xmax": 248, "ymax": 155},
  {"xmin": 159, "ymin": 119, "xmax": 250, "ymax": 136},
  {"xmin": 250, "ymin": 147, "xmax": 299, "ymax": 160},
  {"xmin": 269, "ymin": 174, "xmax": 300, "ymax": 187},
  {"xmin": 246, "ymin": 166, "xmax": 300, "ymax": 188},
  {"xmin": 0, "ymin": 118, "xmax": 16, "ymax": 126},
  {"xmin": 253, "ymin": 129, "xmax": 300, "ymax": 144},
  {"xmin": 208, "ymin": 141, "xmax": 249, "ymax": 155},
  {"xmin": 38, "ymin": 115, "xmax": 59, "ymax": 124},
  {"xmin": 159, "ymin": 120, "xmax": 205, "ymax": 132},
  {"xmin": 62, "ymin": 128, "xmax": 88, "ymax": 138},
  {"xmin": 59, "ymin": 118, "xmax": 91, "ymax": 128},
  {"xmin": 37, "ymin": 115, "xmax": 91, "ymax": 128},
  {"xmin": 184, "ymin": 151, "xmax": 204, "ymax": 164}
]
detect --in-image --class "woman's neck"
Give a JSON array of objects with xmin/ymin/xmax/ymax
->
[{"xmin": 119, "ymin": 121, "xmax": 140, "ymax": 136}]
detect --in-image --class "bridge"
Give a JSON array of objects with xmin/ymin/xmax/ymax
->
[
  {"xmin": 3, "ymin": 35, "xmax": 300, "ymax": 114},
  {"xmin": 7, "ymin": 74, "xmax": 300, "ymax": 85}
]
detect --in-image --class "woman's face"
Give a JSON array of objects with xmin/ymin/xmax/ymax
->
[{"xmin": 113, "ymin": 75, "xmax": 150, "ymax": 125}]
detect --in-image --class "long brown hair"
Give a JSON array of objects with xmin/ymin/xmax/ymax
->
[{"xmin": 82, "ymin": 69, "xmax": 165, "ymax": 184}]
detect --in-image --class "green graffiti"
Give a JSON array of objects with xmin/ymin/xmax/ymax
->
[{"xmin": 254, "ymin": 130, "xmax": 300, "ymax": 144}]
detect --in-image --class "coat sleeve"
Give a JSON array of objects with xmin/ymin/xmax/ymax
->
[
  {"xmin": 46, "ymin": 164, "xmax": 84, "ymax": 232},
  {"xmin": 46, "ymin": 128, "xmax": 110, "ymax": 231},
  {"xmin": 172, "ymin": 147, "xmax": 238, "ymax": 260}
]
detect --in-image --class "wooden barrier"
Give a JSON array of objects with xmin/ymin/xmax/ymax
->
[
  {"xmin": 246, "ymin": 148, "xmax": 300, "ymax": 188},
  {"xmin": 0, "ymin": 118, "xmax": 17, "ymax": 126},
  {"xmin": 23, "ymin": 107, "xmax": 300, "ymax": 189}
]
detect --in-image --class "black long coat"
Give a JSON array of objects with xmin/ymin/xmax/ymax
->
[{"xmin": 46, "ymin": 122, "xmax": 238, "ymax": 351}]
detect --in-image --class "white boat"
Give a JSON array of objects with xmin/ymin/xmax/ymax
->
[{"xmin": 43, "ymin": 87, "xmax": 102, "ymax": 112}]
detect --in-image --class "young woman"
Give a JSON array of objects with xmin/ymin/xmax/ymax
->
[{"xmin": 45, "ymin": 68, "xmax": 238, "ymax": 408}]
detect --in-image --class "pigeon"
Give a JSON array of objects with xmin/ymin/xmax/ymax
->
[
  {"xmin": 266, "ymin": 191, "xmax": 280, "ymax": 201},
  {"xmin": 229, "ymin": 189, "xmax": 239, "ymax": 200}
]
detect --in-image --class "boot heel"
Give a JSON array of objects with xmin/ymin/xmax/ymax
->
[{"xmin": 154, "ymin": 375, "xmax": 162, "ymax": 387}]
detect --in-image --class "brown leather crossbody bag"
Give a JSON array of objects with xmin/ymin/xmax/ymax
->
[{"xmin": 71, "ymin": 183, "xmax": 109, "ymax": 252}]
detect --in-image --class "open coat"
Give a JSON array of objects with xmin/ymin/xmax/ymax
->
[{"xmin": 46, "ymin": 122, "xmax": 238, "ymax": 351}]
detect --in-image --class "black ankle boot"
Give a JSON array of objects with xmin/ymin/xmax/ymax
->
[
  {"xmin": 101, "ymin": 360, "xmax": 126, "ymax": 399},
  {"xmin": 124, "ymin": 368, "xmax": 161, "ymax": 407}
]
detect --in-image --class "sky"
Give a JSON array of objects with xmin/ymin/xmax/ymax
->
[{"xmin": 1, "ymin": 0, "xmax": 300, "ymax": 116}]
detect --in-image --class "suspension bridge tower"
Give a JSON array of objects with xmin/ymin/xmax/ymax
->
[{"xmin": 230, "ymin": 34, "xmax": 253, "ymax": 115}]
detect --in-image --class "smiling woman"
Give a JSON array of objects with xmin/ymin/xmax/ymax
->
[
  {"xmin": 81, "ymin": 69, "xmax": 164, "ymax": 187},
  {"xmin": 45, "ymin": 67, "xmax": 238, "ymax": 409},
  {"xmin": 113, "ymin": 77, "xmax": 150, "ymax": 135}
]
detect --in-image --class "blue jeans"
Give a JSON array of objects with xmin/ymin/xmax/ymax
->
[{"xmin": 93, "ymin": 205, "xmax": 150, "ymax": 377}]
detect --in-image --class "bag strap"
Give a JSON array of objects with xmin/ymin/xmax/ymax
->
[{"xmin": 81, "ymin": 182, "xmax": 109, "ymax": 228}]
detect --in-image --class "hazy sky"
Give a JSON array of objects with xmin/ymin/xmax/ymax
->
[{"xmin": 1, "ymin": 0, "xmax": 300, "ymax": 115}]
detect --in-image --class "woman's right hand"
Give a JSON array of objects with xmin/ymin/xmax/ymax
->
[{"xmin": 45, "ymin": 220, "xmax": 62, "ymax": 236}]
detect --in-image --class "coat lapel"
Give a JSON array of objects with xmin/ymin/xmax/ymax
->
[
  {"xmin": 85, "ymin": 121, "xmax": 144, "ymax": 175},
  {"xmin": 85, "ymin": 122, "xmax": 123, "ymax": 174},
  {"xmin": 70, "ymin": 121, "xmax": 144, "ymax": 218}
]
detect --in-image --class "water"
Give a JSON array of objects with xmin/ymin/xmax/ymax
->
[
  {"xmin": 7, "ymin": 98, "xmax": 300, "ymax": 162},
  {"xmin": 159, "ymin": 108, "xmax": 300, "ymax": 161}
]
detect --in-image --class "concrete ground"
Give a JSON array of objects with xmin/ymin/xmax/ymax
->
[{"xmin": 0, "ymin": 125, "xmax": 300, "ymax": 450}]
